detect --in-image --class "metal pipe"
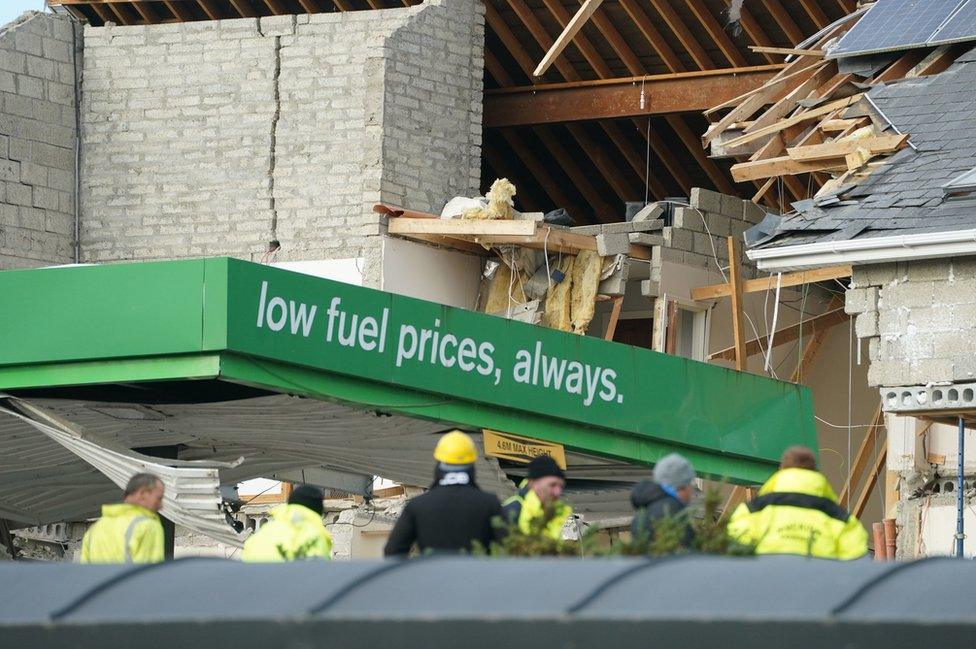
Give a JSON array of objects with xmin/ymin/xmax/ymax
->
[
  {"xmin": 957, "ymin": 416, "xmax": 965, "ymax": 558},
  {"xmin": 872, "ymin": 522, "xmax": 886, "ymax": 562},
  {"xmin": 883, "ymin": 518, "xmax": 897, "ymax": 561}
]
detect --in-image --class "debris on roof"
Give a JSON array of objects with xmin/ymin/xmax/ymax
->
[{"xmin": 702, "ymin": 2, "xmax": 976, "ymax": 250}]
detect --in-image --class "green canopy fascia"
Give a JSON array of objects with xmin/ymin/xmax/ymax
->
[{"xmin": 0, "ymin": 257, "xmax": 817, "ymax": 484}]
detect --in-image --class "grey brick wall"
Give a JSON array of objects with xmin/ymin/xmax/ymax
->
[
  {"xmin": 0, "ymin": 12, "xmax": 80, "ymax": 270},
  {"xmin": 848, "ymin": 258, "xmax": 976, "ymax": 386},
  {"xmin": 80, "ymin": 0, "xmax": 483, "ymax": 285}
]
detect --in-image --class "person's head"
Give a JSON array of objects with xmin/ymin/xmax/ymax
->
[
  {"xmin": 433, "ymin": 430, "xmax": 478, "ymax": 469},
  {"xmin": 288, "ymin": 484, "xmax": 325, "ymax": 516},
  {"xmin": 526, "ymin": 455, "xmax": 565, "ymax": 504},
  {"xmin": 124, "ymin": 473, "xmax": 164, "ymax": 512},
  {"xmin": 780, "ymin": 446, "xmax": 818, "ymax": 471},
  {"xmin": 653, "ymin": 453, "xmax": 696, "ymax": 504}
]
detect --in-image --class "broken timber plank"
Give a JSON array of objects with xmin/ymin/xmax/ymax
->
[
  {"xmin": 388, "ymin": 217, "xmax": 537, "ymax": 237},
  {"xmin": 373, "ymin": 203, "xmax": 438, "ymax": 219},
  {"xmin": 787, "ymin": 134, "xmax": 909, "ymax": 163},
  {"xmin": 731, "ymin": 155, "xmax": 847, "ymax": 182},
  {"xmin": 604, "ymin": 296, "xmax": 624, "ymax": 340},
  {"xmin": 533, "ymin": 0, "xmax": 605, "ymax": 77},
  {"xmin": 691, "ymin": 265, "xmax": 851, "ymax": 301},
  {"xmin": 853, "ymin": 444, "xmax": 887, "ymax": 519},
  {"xmin": 728, "ymin": 237, "xmax": 748, "ymax": 372},
  {"xmin": 749, "ymin": 45, "xmax": 825, "ymax": 57},
  {"xmin": 476, "ymin": 229, "xmax": 652, "ymax": 260},
  {"xmin": 705, "ymin": 60, "xmax": 824, "ymax": 116},
  {"xmin": 723, "ymin": 93, "xmax": 864, "ymax": 149}
]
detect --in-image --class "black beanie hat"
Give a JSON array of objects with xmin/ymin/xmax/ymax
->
[
  {"xmin": 288, "ymin": 484, "xmax": 325, "ymax": 516},
  {"xmin": 527, "ymin": 455, "xmax": 565, "ymax": 480}
]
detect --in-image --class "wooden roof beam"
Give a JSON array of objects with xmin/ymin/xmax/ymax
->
[
  {"xmin": 667, "ymin": 115, "xmax": 737, "ymax": 195},
  {"xmin": 197, "ymin": 0, "xmax": 223, "ymax": 20},
  {"xmin": 132, "ymin": 1, "xmax": 160, "ymax": 22},
  {"xmin": 648, "ymin": 0, "xmax": 714, "ymax": 70},
  {"xmin": 601, "ymin": 121, "xmax": 669, "ymax": 200},
  {"xmin": 163, "ymin": 0, "xmax": 193, "ymax": 20},
  {"xmin": 487, "ymin": 3, "xmax": 620, "ymax": 221},
  {"xmin": 228, "ymin": 0, "xmax": 259, "ymax": 18},
  {"xmin": 534, "ymin": 126, "xmax": 617, "ymax": 222},
  {"xmin": 262, "ymin": 0, "xmax": 289, "ymax": 15},
  {"xmin": 495, "ymin": 130, "xmax": 586, "ymax": 221},
  {"xmin": 724, "ymin": 0, "xmax": 780, "ymax": 65},
  {"xmin": 760, "ymin": 0, "xmax": 805, "ymax": 46},
  {"xmin": 504, "ymin": 0, "xmax": 582, "ymax": 82},
  {"xmin": 684, "ymin": 0, "xmax": 748, "ymax": 67},
  {"xmin": 484, "ymin": 66, "xmax": 782, "ymax": 127},
  {"xmin": 618, "ymin": 0, "xmax": 685, "ymax": 72},
  {"xmin": 534, "ymin": 0, "xmax": 605, "ymax": 77},
  {"xmin": 798, "ymin": 0, "xmax": 830, "ymax": 30},
  {"xmin": 539, "ymin": 0, "xmax": 612, "ymax": 77}
]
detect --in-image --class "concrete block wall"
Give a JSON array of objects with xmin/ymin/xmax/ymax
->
[
  {"xmin": 649, "ymin": 187, "xmax": 766, "ymax": 283},
  {"xmin": 848, "ymin": 258, "xmax": 976, "ymax": 387},
  {"xmin": 0, "ymin": 12, "xmax": 80, "ymax": 270},
  {"xmin": 80, "ymin": 0, "xmax": 483, "ymax": 285}
]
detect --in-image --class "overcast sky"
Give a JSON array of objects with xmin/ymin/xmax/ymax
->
[{"xmin": 1, "ymin": 1, "xmax": 47, "ymax": 27}]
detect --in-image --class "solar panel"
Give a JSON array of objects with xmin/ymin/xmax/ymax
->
[
  {"xmin": 932, "ymin": 0, "xmax": 976, "ymax": 43},
  {"xmin": 829, "ymin": 0, "xmax": 972, "ymax": 58}
]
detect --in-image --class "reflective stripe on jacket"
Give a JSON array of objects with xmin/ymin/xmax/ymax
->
[
  {"xmin": 79, "ymin": 503, "xmax": 164, "ymax": 564},
  {"xmin": 241, "ymin": 503, "xmax": 333, "ymax": 562},
  {"xmin": 502, "ymin": 482, "xmax": 572, "ymax": 540},
  {"xmin": 727, "ymin": 468, "xmax": 868, "ymax": 560}
]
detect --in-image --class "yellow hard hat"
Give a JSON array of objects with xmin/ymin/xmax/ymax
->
[{"xmin": 433, "ymin": 430, "xmax": 478, "ymax": 465}]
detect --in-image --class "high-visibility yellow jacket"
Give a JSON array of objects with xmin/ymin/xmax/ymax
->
[
  {"xmin": 79, "ymin": 503, "xmax": 165, "ymax": 564},
  {"xmin": 728, "ymin": 468, "xmax": 868, "ymax": 560},
  {"xmin": 241, "ymin": 503, "xmax": 333, "ymax": 562},
  {"xmin": 502, "ymin": 482, "xmax": 572, "ymax": 540}
]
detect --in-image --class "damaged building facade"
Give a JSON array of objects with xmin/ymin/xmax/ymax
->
[
  {"xmin": 2, "ymin": 0, "xmax": 955, "ymax": 560},
  {"xmin": 723, "ymin": 7, "xmax": 976, "ymax": 557}
]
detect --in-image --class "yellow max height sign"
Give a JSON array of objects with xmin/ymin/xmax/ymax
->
[{"xmin": 483, "ymin": 430, "xmax": 567, "ymax": 470}]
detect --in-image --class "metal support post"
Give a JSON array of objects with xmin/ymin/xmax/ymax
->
[{"xmin": 957, "ymin": 416, "xmax": 965, "ymax": 559}]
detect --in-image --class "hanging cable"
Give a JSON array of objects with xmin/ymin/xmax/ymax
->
[{"xmin": 764, "ymin": 273, "xmax": 783, "ymax": 373}]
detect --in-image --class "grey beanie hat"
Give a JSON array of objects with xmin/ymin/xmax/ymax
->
[{"xmin": 653, "ymin": 453, "xmax": 695, "ymax": 488}]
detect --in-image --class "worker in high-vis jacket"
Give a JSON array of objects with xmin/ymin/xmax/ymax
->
[
  {"xmin": 503, "ymin": 455, "xmax": 572, "ymax": 540},
  {"xmin": 241, "ymin": 484, "xmax": 333, "ymax": 562},
  {"xmin": 80, "ymin": 473, "xmax": 165, "ymax": 564},
  {"xmin": 728, "ymin": 446, "xmax": 868, "ymax": 560}
]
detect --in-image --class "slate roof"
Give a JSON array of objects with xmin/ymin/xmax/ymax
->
[{"xmin": 753, "ymin": 45, "xmax": 976, "ymax": 249}]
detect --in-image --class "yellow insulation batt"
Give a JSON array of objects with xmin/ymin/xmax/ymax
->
[
  {"xmin": 543, "ymin": 255, "xmax": 575, "ymax": 332},
  {"xmin": 570, "ymin": 250, "xmax": 602, "ymax": 334},
  {"xmin": 484, "ymin": 261, "xmax": 526, "ymax": 316},
  {"xmin": 462, "ymin": 178, "xmax": 516, "ymax": 220}
]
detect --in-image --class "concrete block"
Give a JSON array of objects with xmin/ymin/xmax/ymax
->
[
  {"xmin": 672, "ymin": 207, "xmax": 703, "ymax": 232},
  {"xmin": 851, "ymin": 263, "xmax": 899, "ymax": 288},
  {"xmin": 855, "ymin": 311, "xmax": 879, "ymax": 338},
  {"xmin": 742, "ymin": 200, "xmax": 766, "ymax": 225},
  {"xmin": 598, "ymin": 256, "xmax": 630, "ymax": 295},
  {"xmin": 908, "ymin": 259, "xmax": 952, "ymax": 282},
  {"xmin": 845, "ymin": 286, "xmax": 879, "ymax": 314},
  {"xmin": 719, "ymin": 193, "xmax": 744, "ymax": 219},
  {"xmin": 629, "ymin": 232, "xmax": 664, "ymax": 247},
  {"xmin": 632, "ymin": 203, "xmax": 663, "ymax": 222},
  {"xmin": 662, "ymin": 227, "xmax": 693, "ymax": 251},
  {"xmin": 689, "ymin": 187, "xmax": 723, "ymax": 214},
  {"xmin": 596, "ymin": 232, "xmax": 630, "ymax": 256},
  {"xmin": 628, "ymin": 259, "xmax": 651, "ymax": 280},
  {"xmin": 641, "ymin": 279, "xmax": 660, "ymax": 297},
  {"xmin": 630, "ymin": 218, "xmax": 663, "ymax": 232}
]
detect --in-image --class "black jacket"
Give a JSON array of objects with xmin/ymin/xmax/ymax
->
[
  {"xmin": 383, "ymin": 478, "xmax": 504, "ymax": 556},
  {"xmin": 630, "ymin": 480, "xmax": 694, "ymax": 547}
]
